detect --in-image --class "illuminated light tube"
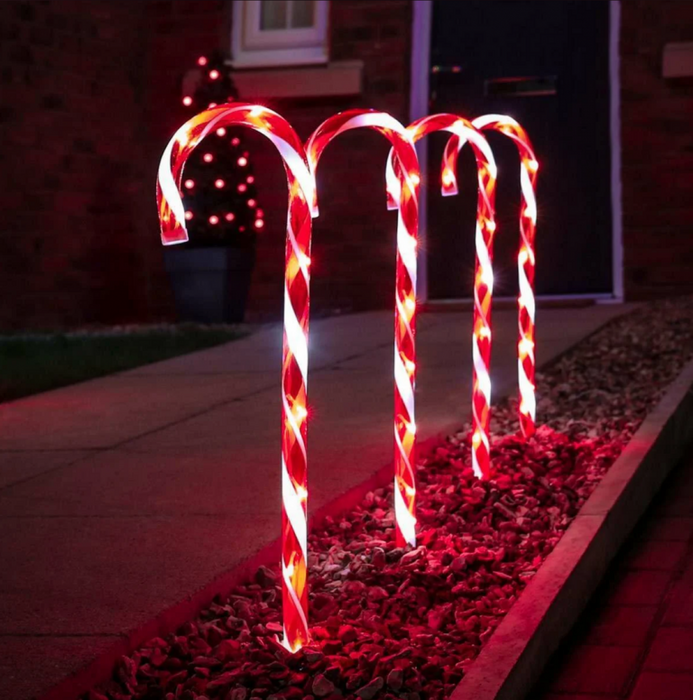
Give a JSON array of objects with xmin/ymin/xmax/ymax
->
[
  {"xmin": 443, "ymin": 114, "xmax": 539, "ymax": 440},
  {"xmin": 306, "ymin": 110, "xmax": 420, "ymax": 548},
  {"xmin": 156, "ymin": 104, "xmax": 315, "ymax": 654},
  {"xmin": 387, "ymin": 114, "xmax": 497, "ymax": 480}
]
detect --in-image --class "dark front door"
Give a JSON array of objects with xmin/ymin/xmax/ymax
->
[{"xmin": 426, "ymin": 0, "xmax": 612, "ymax": 298}]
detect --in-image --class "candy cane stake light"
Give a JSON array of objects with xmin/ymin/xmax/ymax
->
[
  {"xmin": 305, "ymin": 110, "xmax": 420, "ymax": 548},
  {"xmin": 444, "ymin": 115, "xmax": 539, "ymax": 441},
  {"xmin": 387, "ymin": 114, "xmax": 498, "ymax": 480},
  {"xmin": 157, "ymin": 104, "xmax": 315, "ymax": 654}
]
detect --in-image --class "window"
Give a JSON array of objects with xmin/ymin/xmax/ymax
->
[{"xmin": 232, "ymin": 0, "xmax": 329, "ymax": 68}]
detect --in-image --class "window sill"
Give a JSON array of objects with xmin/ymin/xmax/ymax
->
[{"xmin": 231, "ymin": 60, "xmax": 363, "ymax": 100}]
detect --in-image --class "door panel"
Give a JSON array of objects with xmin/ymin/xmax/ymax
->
[{"xmin": 427, "ymin": 0, "xmax": 612, "ymax": 297}]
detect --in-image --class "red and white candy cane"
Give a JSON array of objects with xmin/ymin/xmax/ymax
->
[
  {"xmin": 305, "ymin": 110, "xmax": 420, "ymax": 547},
  {"xmin": 444, "ymin": 115, "xmax": 539, "ymax": 442},
  {"xmin": 157, "ymin": 104, "xmax": 315, "ymax": 653},
  {"xmin": 388, "ymin": 114, "xmax": 497, "ymax": 480}
]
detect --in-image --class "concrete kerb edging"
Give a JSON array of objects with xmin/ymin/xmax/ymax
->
[{"xmin": 451, "ymin": 357, "xmax": 693, "ymax": 700}]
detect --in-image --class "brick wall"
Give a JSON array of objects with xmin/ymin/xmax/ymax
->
[
  {"xmin": 620, "ymin": 1, "xmax": 693, "ymax": 299},
  {"xmin": 145, "ymin": 0, "xmax": 413, "ymax": 320},
  {"xmin": 8, "ymin": 1, "xmax": 689, "ymax": 327},
  {"xmin": 0, "ymin": 0, "xmax": 413, "ymax": 328},
  {"xmin": 0, "ymin": 0, "xmax": 154, "ymax": 328}
]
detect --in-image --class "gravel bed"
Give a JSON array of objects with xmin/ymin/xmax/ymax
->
[{"xmin": 91, "ymin": 298, "xmax": 693, "ymax": 700}]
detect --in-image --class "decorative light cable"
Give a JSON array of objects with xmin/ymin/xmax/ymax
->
[
  {"xmin": 157, "ymin": 104, "xmax": 315, "ymax": 654},
  {"xmin": 387, "ymin": 114, "xmax": 497, "ymax": 479},
  {"xmin": 305, "ymin": 110, "xmax": 420, "ymax": 547},
  {"xmin": 444, "ymin": 115, "xmax": 539, "ymax": 441}
]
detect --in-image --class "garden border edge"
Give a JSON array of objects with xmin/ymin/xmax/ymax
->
[{"xmin": 450, "ymin": 357, "xmax": 693, "ymax": 700}]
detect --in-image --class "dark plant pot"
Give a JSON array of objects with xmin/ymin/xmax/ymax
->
[{"xmin": 164, "ymin": 247, "xmax": 255, "ymax": 324}]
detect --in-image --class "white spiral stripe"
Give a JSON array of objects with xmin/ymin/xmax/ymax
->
[
  {"xmin": 397, "ymin": 215, "xmax": 418, "ymax": 290},
  {"xmin": 519, "ymin": 263, "xmax": 536, "ymax": 322},
  {"xmin": 518, "ymin": 360, "xmax": 537, "ymax": 421},
  {"xmin": 394, "ymin": 343, "xmax": 415, "ymax": 423},
  {"xmin": 473, "ymin": 337, "xmax": 491, "ymax": 405},
  {"xmin": 393, "ymin": 475, "xmax": 417, "ymax": 546},
  {"xmin": 283, "ymin": 285, "xmax": 308, "ymax": 388},
  {"xmin": 158, "ymin": 136, "xmax": 186, "ymax": 234},
  {"xmin": 282, "ymin": 458, "xmax": 308, "ymax": 563},
  {"xmin": 385, "ymin": 151, "xmax": 400, "ymax": 210},
  {"xmin": 476, "ymin": 223, "xmax": 494, "ymax": 294},
  {"xmin": 473, "ymin": 113, "xmax": 517, "ymax": 130},
  {"xmin": 520, "ymin": 165, "xmax": 537, "ymax": 223}
]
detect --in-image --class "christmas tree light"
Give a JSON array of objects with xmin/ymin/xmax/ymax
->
[{"xmin": 179, "ymin": 52, "xmax": 265, "ymax": 247}]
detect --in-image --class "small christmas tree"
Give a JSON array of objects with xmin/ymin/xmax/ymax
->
[{"xmin": 180, "ymin": 51, "xmax": 265, "ymax": 248}]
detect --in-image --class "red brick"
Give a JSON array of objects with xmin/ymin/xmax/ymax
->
[
  {"xmin": 662, "ymin": 580, "xmax": 693, "ymax": 627},
  {"xmin": 631, "ymin": 672, "xmax": 693, "ymax": 700},
  {"xmin": 654, "ymin": 496, "xmax": 693, "ymax": 519},
  {"xmin": 621, "ymin": 1, "xmax": 693, "ymax": 301},
  {"xmin": 584, "ymin": 605, "xmax": 658, "ymax": 647},
  {"xmin": 600, "ymin": 570, "xmax": 672, "ymax": 607},
  {"xmin": 644, "ymin": 627, "xmax": 693, "ymax": 672},
  {"xmin": 624, "ymin": 540, "xmax": 688, "ymax": 571},
  {"xmin": 636, "ymin": 517, "xmax": 693, "ymax": 543},
  {"xmin": 546, "ymin": 645, "xmax": 640, "ymax": 695}
]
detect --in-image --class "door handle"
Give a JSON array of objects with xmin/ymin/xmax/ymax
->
[{"xmin": 485, "ymin": 76, "xmax": 557, "ymax": 97}]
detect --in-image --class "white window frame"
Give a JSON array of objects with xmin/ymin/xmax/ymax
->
[{"xmin": 231, "ymin": 0, "xmax": 329, "ymax": 69}]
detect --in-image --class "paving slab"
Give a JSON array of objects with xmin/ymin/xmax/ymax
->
[
  {"xmin": 0, "ymin": 451, "xmax": 91, "ymax": 490},
  {"xmin": 0, "ymin": 373, "xmax": 273, "ymax": 451},
  {"xmin": 0, "ymin": 304, "xmax": 633, "ymax": 700},
  {"xmin": 0, "ymin": 636, "xmax": 120, "ymax": 700},
  {"xmin": 0, "ymin": 513, "xmax": 276, "ymax": 636}
]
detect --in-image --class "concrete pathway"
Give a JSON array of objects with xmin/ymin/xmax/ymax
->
[
  {"xmin": 0, "ymin": 305, "xmax": 630, "ymax": 700},
  {"xmin": 535, "ymin": 450, "xmax": 693, "ymax": 700}
]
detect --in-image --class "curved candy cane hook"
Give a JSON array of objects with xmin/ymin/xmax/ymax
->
[
  {"xmin": 443, "ymin": 114, "xmax": 539, "ymax": 442},
  {"xmin": 157, "ymin": 104, "xmax": 314, "ymax": 654},
  {"xmin": 306, "ymin": 110, "xmax": 420, "ymax": 548},
  {"xmin": 388, "ymin": 114, "xmax": 498, "ymax": 480}
]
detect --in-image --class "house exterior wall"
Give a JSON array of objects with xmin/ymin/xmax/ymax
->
[
  {"xmin": 620, "ymin": 0, "xmax": 693, "ymax": 299},
  {"xmin": 146, "ymin": 0, "xmax": 412, "ymax": 320},
  {"xmin": 0, "ymin": 0, "xmax": 691, "ymax": 329},
  {"xmin": 0, "ymin": 0, "xmax": 154, "ymax": 328}
]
